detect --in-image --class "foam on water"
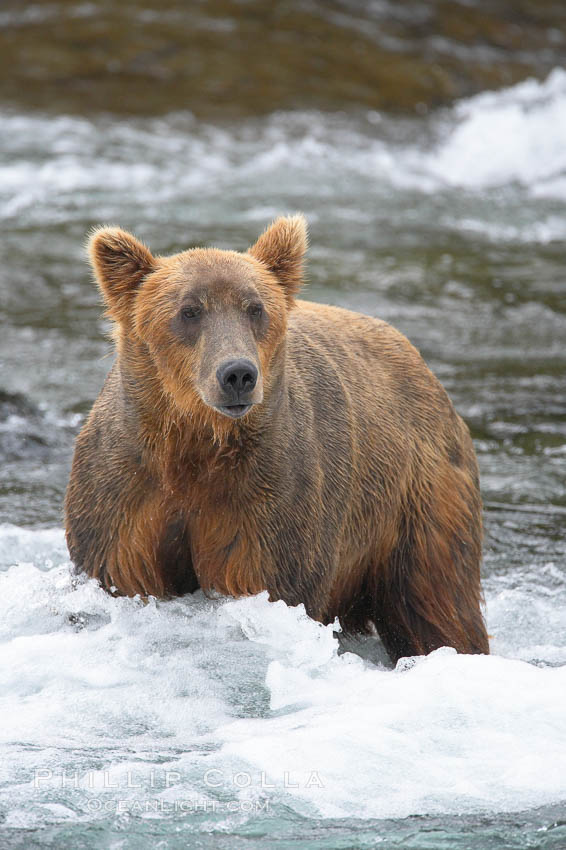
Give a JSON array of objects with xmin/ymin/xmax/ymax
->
[
  {"xmin": 2, "ymin": 69, "xmax": 566, "ymax": 238},
  {"xmin": 1, "ymin": 525, "xmax": 565, "ymax": 829},
  {"xmin": 413, "ymin": 68, "xmax": 566, "ymax": 195}
]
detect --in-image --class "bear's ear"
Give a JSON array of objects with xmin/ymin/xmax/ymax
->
[
  {"xmin": 88, "ymin": 227, "xmax": 156, "ymax": 321},
  {"xmin": 248, "ymin": 215, "xmax": 308, "ymax": 301}
]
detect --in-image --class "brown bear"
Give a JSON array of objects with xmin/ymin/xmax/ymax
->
[{"xmin": 65, "ymin": 215, "xmax": 489, "ymax": 663}]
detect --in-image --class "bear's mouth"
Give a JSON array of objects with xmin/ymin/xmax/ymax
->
[{"xmin": 216, "ymin": 403, "xmax": 253, "ymax": 419}]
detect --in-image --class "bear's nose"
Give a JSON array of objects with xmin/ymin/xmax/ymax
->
[{"xmin": 216, "ymin": 359, "xmax": 258, "ymax": 398}]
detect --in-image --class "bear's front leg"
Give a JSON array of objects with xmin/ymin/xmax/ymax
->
[
  {"xmin": 73, "ymin": 502, "xmax": 198, "ymax": 598},
  {"xmin": 66, "ymin": 466, "xmax": 197, "ymax": 598},
  {"xmin": 100, "ymin": 500, "xmax": 198, "ymax": 598}
]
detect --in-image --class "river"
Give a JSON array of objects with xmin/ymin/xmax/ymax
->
[{"xmin": 0, "ymin": 3, "xmax": 565, "ymax": 848}]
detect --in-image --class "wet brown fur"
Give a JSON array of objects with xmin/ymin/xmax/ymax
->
[{"xmin": 65, "ymin": 216, "xmax": 489, "ymax": 663}]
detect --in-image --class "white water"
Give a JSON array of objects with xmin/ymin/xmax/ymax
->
[
  {"xmin": 2, "ymin": 70, "xmax": 566, "ymax": 241},
  {"xmin": 409, "ymin": 68, "xmax": 566, "ymax": 197},
  {"xmin": 1, "ymin": 524, "xmax": 565, "ymax": 828}
]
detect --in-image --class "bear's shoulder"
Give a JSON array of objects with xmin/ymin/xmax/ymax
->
[{"xmin": 289, "ymin": 299, "xmax": 418, "ymax": 362}]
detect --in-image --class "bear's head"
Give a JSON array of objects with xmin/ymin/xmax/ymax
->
[{"xmin": 88, "ymin": 216, "xmax": 307, "ymax": 432}]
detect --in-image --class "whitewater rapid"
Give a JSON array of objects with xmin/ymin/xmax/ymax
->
[{"xmin": 1, "ymin": 524, "xmax": 565, "ymax": 827}]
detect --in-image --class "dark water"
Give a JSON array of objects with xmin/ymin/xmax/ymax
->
[
  {"xmin": 2, "ymin": 804, "xmax": 566, "ymax": 849},
  {"xmin": 0, "ymin": 2, "xmax": 565, "ymax": 848},
  {"xmin": 0, "ymin": 0, "xmax": 564, "ymax": 116}
]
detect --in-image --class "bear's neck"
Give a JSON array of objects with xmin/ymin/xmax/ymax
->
[{"xmin": 117, "ymin": 341, "xmax": 289, "ymax": 498}]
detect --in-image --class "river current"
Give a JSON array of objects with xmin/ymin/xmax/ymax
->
[{"xmin": 0, "ymin": 53, "xmax": 565, "ymax": 850}]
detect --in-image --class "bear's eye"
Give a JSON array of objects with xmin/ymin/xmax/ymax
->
[
  {"xmin": 248, "ymin": 303, "xmax": 264, "ymax": 319},
  {"xmin": 180, "ymin": 306, "xmax": 201, "ymax": 321}
]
